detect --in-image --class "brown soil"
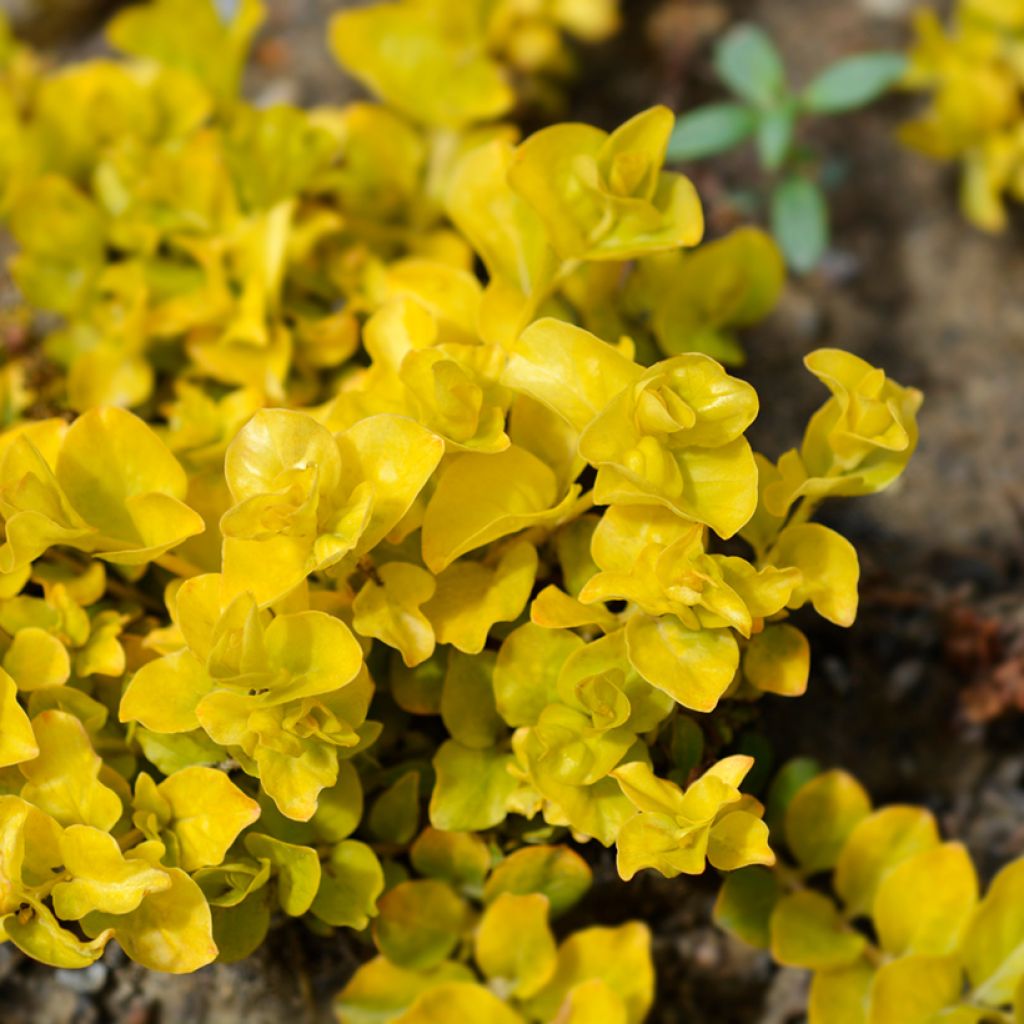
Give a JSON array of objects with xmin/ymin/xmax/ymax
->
[{"xmin": 1, "ymin": 1, "xmax": 1022, "ymax": 1022}]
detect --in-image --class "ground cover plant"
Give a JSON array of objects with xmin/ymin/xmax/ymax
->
[{"xmin": 0, "ymin": 1, "xmax": 1022, "ymax": 1022}]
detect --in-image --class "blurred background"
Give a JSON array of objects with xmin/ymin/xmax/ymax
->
[{"xmin": 0, "ymin": 1, "xmax": 1021, "ymax": 1022}]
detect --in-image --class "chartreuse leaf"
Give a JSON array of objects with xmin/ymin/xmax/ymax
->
[
  {"xmin": 770, "ymin": 890, "xmax": 866, "ymax": 969},
  {"xmin": 108, "ymin": 0, "xmax": 264, "ymax": 105},
  {"xmin": 872, "ymin": 843, "xmax": 978, "ymax": 957},
  {"xmin": 962, "ymin": 857, "xmax": 1024, "ymax": 1006},
  {"xmin": 209, "ymin": 887, "xmax": 272, "ymax": 964},
  {"xmin": 374, "ymin": 879, "xmax": 470, "ymax": 971},
  {"xmin": 440, "ymin": 650, "xmax": 504, "ymax": 750},
  {"xmin": 243, "ymin": 833, "xmax": 321, "ymax": 916},
  {"xmin": 335, "ymin": 958, "xmax": 477, "ymax": 1024},
  {"xmin": 523, "ymin": 922, "xmax": 655, "ymax": 1024},
  {"xmin": 429, "ymin": 741, "xmax": 516, "ymax": 832},
  {"xmin": 310, "ymin": 840, "xmax": 384, "ymax": 929},
  {"xmin": 483, "ymin": 845, "xmax": 591, "ymax": 915},
  {"xmin": 475, "ymin": 892, "xmax": 557, "ymax": 997},
  {"xmin": 51, "ymin": 825, "xmax": 170, "ymax": 919},
  {"xmin": 784, "ymin": 769, "xmax": 871, "ymax": 874},
  {"xmin": 410, "ymin": 828, "xmax": 491, "ymax": 891},
  {"xmin": 0, "ymin": 667, "xmax": 37, "ymax": 767},
  {"xmin": 493, "ymin": 624, "xmax": 582, "ymax": 728},
  {"xmin": 368, "ymin": 771, "xmax": 421, "ymax": 846},
  {"xmin": 834, "ymin": 806, "xmax": 940, "ymax": 918},
  {"xmin": 157, "ymin": 766, "xmax": 260, "ymax": 871}
]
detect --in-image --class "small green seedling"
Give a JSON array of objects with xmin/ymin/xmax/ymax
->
[{"xmin": 668, "ymin": 23, "xmax": 906, "ymax": 272}]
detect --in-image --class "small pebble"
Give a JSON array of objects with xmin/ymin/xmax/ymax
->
[{"xmin": 56, "ymin": 961, "xmax": 107, "ymax": 995}]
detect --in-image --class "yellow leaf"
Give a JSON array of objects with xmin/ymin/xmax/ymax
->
[
  {"xmin": 421, "ymin": 446, "xmax": 578, "ymax": 573},
  {"xmin": 157, "ymin": 766, "xmax": 260, "ymax": 871},
  {"xmin": 502, "ymin": 319, "xmax": 640, "ymax": 433},
  {"xmin": 0, "ymin": 667, "xmax": 37, "ymax": 767},
  {"xmin": 834, "ymin": 806, "xmax": 940, "ymax": 919},
  {"xmin": 866, "ymin": 954, "xmax": 964, "ymax": 1024},
  {"xmin": 119, "ymin": 649, "xmax": 212, "ymax": 734},
  {"xmin": 809, "ymin": 961, "xmax": 875, "ymax": 1024},
  {"xmin": 743, "ymin": 624, "xmax": 810, "ymax": 697},
  {"xmin": 784, "ymin": 770, "xmax": 871, "ymax": 875},
  {"xmin": 51, "ymin": 825, "xmax": 170, "ymax": 919},
  {"xmin": 772, "ymin": 523, "xmax": 860, "ymax": 627},
  {"xmin": 475, "ymin": 892, "xmax": 557, "ymax": 997},
  {"xmin": 523, "ymin": 922, "xmax": 654, "ymax": 1024},
  {"xmin": 394, "ymin": 982, "xmax": 525, "ymax": 1024},
  {"xmin": 353, "ymin": 562, "xmax": 436, "ymax": 668},
  {"xmin": 624, "ymin": 613, "xmax": 739, "ymax": 712},
  {"xmin": 770, "ymin": 890, "xmax": 867, "ymax": 969},
  {"xmin": 3, "ymin": 627, "xmax": 70, "ymax": 691},
  {"xmin": 873, "ymin": 843, "xmax": 979, "ymax": 956},
  {"xmin": 56, "ymin": 406, "xmax": 204, "ymax": 563},
  {"xmin": 424, "ymin": 542, "xmax": 538, "ymax": 654},
  {"xmin": 963, "ymin": 856, "xmax": 1024, "ymax": 1006},
  {"xmin": 19, "ymin": 710, "xmax": 122, "ymax": 830},
  {"xmin": 329, "ymin": 4, "xmax": 513, "ymax": 129},
  {"xmin": 98, "ymin": 866, "xmax": 218, "ymax": 973}
]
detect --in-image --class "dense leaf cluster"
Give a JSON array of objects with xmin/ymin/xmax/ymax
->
[
  {"xmin": 0, "ymin": 2, "xmax": 1014, "ymax": 1023},
  {"xmin": 902, "ymin": 0, "xmax": 1024, "ymax": 231},
  {"xmin": 717, "ymin": 766, "xmax": 1024, "ymax": 1024}
]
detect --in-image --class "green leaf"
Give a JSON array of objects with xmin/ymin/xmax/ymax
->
[
  {"xmin": 756, "ymin": 104, "xmax": 796, "ymax": 172},
  {"xmin": 368, "ymin": 771, "xmax": 421, "ymax": 846},
  {"xmin": 713, "ymin": 24, "xmax": 787, "ymax": 108},
  {"xmin": 310, "ymin": 840, "xmax": 384, "ymax": 929},
  {"xmin": 666, "ymin": 103, "xmax": 757, "ymax": 162},
  {"xmin": 765, "ymin": 757, "xmax": 821, "ymax": 835},
  {"xmin": 772, "ymin": 176, "xmax": 829, "ymax": 273},
  {"xmin": 713, "ymin": 866, "xmax": 781, "ymax": 949},
  {"xmin": 802, "ymin": 53, "xmax": 907, "ymax": 115}
]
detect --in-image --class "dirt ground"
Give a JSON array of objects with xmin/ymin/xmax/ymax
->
[{"xmin": 1, "ymin": 1, "xmax": 1023, "ymax": 1022}]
